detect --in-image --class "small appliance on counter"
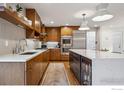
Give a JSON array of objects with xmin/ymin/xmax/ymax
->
[
  {"xmin": 41, "ymin": 44, "xmax": 47, "ymax": 49},
  {"xmin": 46, "ymin": 41, "xmax": 59, "ymax": 49}
]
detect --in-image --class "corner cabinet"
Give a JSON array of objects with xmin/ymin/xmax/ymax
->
[{"xmin": 69, "ymin": 51, "xmax": 92, "ymax": 85}]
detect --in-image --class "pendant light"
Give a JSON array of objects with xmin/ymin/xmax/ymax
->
[
  {"xmin": 79, "ymin": 14, "xmax": 90, "ymax": 30},
  {"xmin": 92, "ymin": 3, "xmax": 114, "ymax": 22}
]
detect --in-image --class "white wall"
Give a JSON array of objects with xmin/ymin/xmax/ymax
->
[
  {"xmin": 0, "ymin": 18, "xmax": 26, "ymax": 55},
  {"xmin": 99, "ymin": 16, "xmax": 124, "ymax": 52},
  {"xmin": 123, "ymin": 32, "xmax": 124, "ymax": 52}
]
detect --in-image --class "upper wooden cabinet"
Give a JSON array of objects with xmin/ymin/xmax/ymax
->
[
  {"xmin": 26, "ymin": 8, "xmax": 42, "ymax": 38},
  {"xmin": 61, "ymin": 26, "xmax": 79, "ymax": 36},
  {"xmin": 46, "ymin": 27, "xmax": 61, "ymax": 42},
  {"xmin": 40, "ymin": 24, "xmax": 47, "ymax": 41}
]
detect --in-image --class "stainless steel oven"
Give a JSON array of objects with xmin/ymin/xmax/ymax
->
[{"xmin": 61, "ymin": 36, "xmax": 72, "ymax": 54}]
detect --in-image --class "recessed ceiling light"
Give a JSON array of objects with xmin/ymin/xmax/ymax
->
[
  {"xmin": 50, "ymin": 21, "xmax": 54, "ymax": 24},
  {"xmin": 65, "ymin": 23, "xmax": 69, "ymax": 26},
  {"xmin": 94, "ymin": 24, "xmax": 99, "ymax": 27}
]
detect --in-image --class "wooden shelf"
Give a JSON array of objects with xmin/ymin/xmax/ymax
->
[{"xmin": 0, "ymin": 6, "xmax": 34, "ymax": 31}]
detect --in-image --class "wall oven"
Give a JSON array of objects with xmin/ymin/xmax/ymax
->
[{"xmin": 61, "ymin": 36, "xmax": 72, "ymax": 54}]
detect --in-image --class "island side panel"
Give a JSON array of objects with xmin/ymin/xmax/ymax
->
[
  {"xmin": 92, "ymin": 59, "xmax": 124, "ymax": 85},
  {"xmin": 0, "ymin": 62, "xmax": 25, "ymax": 85}
]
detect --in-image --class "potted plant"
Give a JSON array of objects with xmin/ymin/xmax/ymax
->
[{"xmin": 16, "ymin": 4, "xmax": 23, "ymax": 17}]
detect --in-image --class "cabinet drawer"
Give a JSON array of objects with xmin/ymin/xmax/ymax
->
[{"xmin": 61, "ymin": 54, "xmax": 69, "ymax": 61}]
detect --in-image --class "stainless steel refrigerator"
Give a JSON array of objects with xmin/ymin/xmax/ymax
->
[{"xmin": 72, "ymin": 30, "xmax": 86, "ymax": 49}]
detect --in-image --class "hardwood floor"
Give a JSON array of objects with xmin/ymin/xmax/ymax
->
[
  {"xmin": 40, "ymin": 61, "xmax": 79, "ymax": 85},
  {"xmin": 63, "ymin": 62, "xmax": 79, "ymax": 85}
]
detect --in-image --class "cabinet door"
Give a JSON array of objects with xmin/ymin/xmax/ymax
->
[
  {"xmin": 61, "ymin": 54, "xmax": 69, "ymax": 61},
  {"xmin": 26, "ymin": 60, "xmax": 33, "ymax": 85},
  {"xmin": 26, "ymin": 53, "xmax": 43, "ymax": 85},
  {"xmin": 46, "ymin": 27, "xmax": 60, "ymax": 42},
  {"xmin": 35, "ymin": 12, "xmax": 41, "ymax": 33},
  {"xmin": 26, "ymin": 9, "xmax": 42, "ymax": 38},
  {"xmin": 50, "ymin": 49, "xmax": 61, "ymax": 61},
  {"xmin": 26, "ymin": 50, "xmax": 49, "ymax": 85}
]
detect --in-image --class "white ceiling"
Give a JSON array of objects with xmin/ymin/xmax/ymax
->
[{"xmin": 22, "ymin": 3, "xmax": 124, "ymax": 27}]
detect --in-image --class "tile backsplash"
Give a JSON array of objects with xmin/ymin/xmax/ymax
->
[{"xmin": 0, "ymin": 18, "xmax": 26, "ymax": 55}]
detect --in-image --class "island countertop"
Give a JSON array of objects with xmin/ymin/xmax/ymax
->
[
  {"xmin": 0, "ymin": 49, "xmax": 48, "ymax": 62},
  {"xmin": 69, "ymin": 49, "xmax": 124, "ymax": 60}
]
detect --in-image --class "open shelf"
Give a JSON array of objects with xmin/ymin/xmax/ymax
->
[{"xmin": 0, "ymin": 6, "xmax": 34, "ymax": 31}]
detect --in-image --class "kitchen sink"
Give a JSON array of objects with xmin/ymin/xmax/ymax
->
[{"xmin": 20, "ymin": 52, "xmax": 37, "ymax": 55}]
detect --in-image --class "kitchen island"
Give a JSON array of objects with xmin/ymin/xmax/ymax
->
[
  {"xmin": 69, "ymin": 49, "xmax": 124, "ymax": 85},
  {"xmin": 0, "ymin": 49, "xmax": 49, "ymax": 85}
]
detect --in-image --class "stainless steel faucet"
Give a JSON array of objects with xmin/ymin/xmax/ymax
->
[
  {"xmin": 19, "ymin": 39, "xmax": 27, "ymax": 52},
  {"xmin": 13, "ymin": 39, "xmax": 27, "ymax": 54}
]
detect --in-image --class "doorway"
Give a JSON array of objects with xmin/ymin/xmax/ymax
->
[
  {"xmin": 86, "ymin": 31, "xmax": 96, "ymax": 50},
  {"xmin": 112, "ymin": 32, "xmax": 123, "ymax": 53}
]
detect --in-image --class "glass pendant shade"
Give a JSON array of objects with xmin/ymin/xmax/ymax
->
[{"xmin": 78, "ymin": 14, "xmax": 90, "ymax": 31}]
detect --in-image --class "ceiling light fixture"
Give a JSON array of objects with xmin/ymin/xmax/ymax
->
[
  {"xmin": 50, "ymin": 21, "xmax": 54, "ymax": 24},
  {"xmin": 65, "ymin": 23, "xmax": 69, "ymax": 26},
  {"xmin": 78, "ymin": 14, "xmax": 90, "ymax": 31},
  {"xmin": 92, "ymin": 3, "xmax": 114, "ymax": 22}
]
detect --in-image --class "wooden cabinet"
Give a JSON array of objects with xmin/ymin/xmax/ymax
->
[
  {"xmin": 49, "ymin": 48, "xmax": 61, "ymax": 61},
  {"xmin": 61, "ymin": 54, "xmax": 69, "ymax": 61},
  {"xmin": 61, "ymin": 26, "xmax": 79, "ymax": 36},
  {"xmin": 35, "ymin": 12, "xmax": 42, "ymax": 33},
  {"xmin": 40, "ymin": 24, "xmax": 47, "ymax": 41},
  {"xmin": 61, "ymin": 27, "xmax": 73, "ymax": 36},
  {"xmin": 26, "ymin": 8, "xmax": 42, "ymax": 38},
  {"xmin": 46, "ymin": 27, "xmax": 61, "ymax": 42},
  {"xmin": 26, "ymin": 50, "xmax": 49, "ymax": 85}
]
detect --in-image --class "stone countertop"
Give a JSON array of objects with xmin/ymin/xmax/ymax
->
[
  {"xmin": 0, "ymin": 49, "xmax": 48, "ymax": 62},
  {"xmin": 69, "ymin": 49, "xmax": 124, "ymax": 60}
]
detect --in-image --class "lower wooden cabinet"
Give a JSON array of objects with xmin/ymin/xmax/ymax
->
[
  {"xmin": 26, "ymin": 50, "xmax": 49, "ymax": 85},
  {"xmin": 49, "ymin": 48, "xmax": 69, "ymax": 61},
  {"xmin": 49, "ymin": 48, "xmax": 61, "ymax": 61},
  {"xmin": 61, "ymin": 54, "xmax": 69, "ymax": 61}
]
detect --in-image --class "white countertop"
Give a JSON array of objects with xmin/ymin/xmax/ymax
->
[
  {"xmin": 0, "ymin": 49, "xmax": 48, "ymax": 62},
  {"xmin": 69, "ymin": 49, "xmax": 124, "ymax": 60}
]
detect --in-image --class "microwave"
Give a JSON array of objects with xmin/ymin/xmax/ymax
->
[{"xmin": 61, "ymin": 36, "xmax": 72, "ymax": 46}]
